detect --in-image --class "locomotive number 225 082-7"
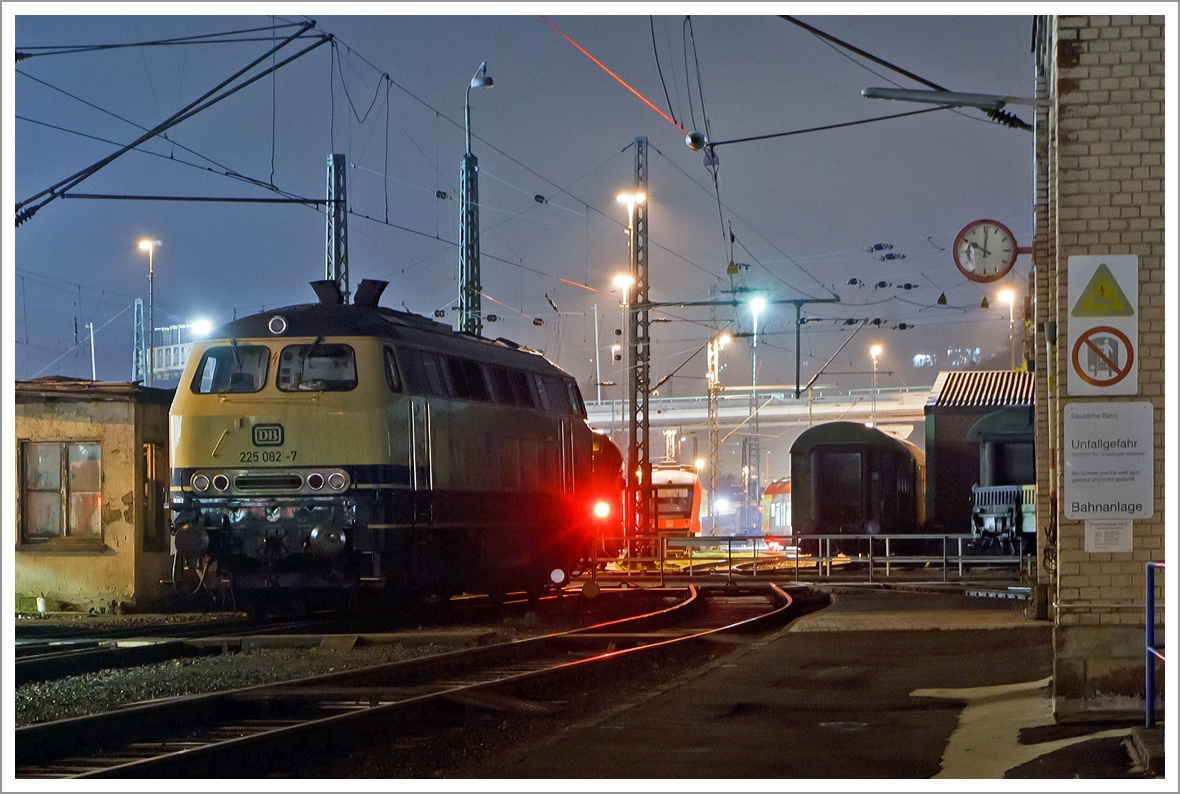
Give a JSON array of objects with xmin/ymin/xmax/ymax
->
[{"xmin": 240, "ymin": 450, "xmax": 298, "ymax": 463}]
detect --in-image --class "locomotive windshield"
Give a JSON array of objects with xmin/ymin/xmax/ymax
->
[
  {"xmin": 191, "ymin": 344, "xmax": 270, "ymax": 394},
  {"xmin": 655, "ymin": 487, "xmax": 693, "ymax": 518},
  {"xmin": 278, "ymin": 343, "xmax": 357, "ymax": 391}
]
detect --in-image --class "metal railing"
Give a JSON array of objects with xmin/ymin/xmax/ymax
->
[
  {"xmin": 592, "ymin": 532, "xmax": 1032, "ymax": 586},
  {"xmin": 1145, "ymin": 561, "xmax": 1165, "ymax": 728}
]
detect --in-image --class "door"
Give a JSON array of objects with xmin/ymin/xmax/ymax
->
[{"xmin": 410, "ymin": 396, "xmax": 432, "ymax": 525}]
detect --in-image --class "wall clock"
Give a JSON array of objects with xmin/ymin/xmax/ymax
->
[{"xmin": 953, "ymin": 219, "xmax": 1020, "ymax": 283}]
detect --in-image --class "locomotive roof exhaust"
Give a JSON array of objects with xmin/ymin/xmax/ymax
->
[
  {"xmin": 310, "ymin": 279, "xmax": 387, "ymax": 307},
  {"xmin": 310, "ymin": 280, "xmax": 344, "ymax": 305},
  {"xmin": 353, "ymin": 279, "xmax": 388, "ymax": 307}
]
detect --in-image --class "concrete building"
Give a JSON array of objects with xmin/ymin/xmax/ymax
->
[
  {"xmin": 1033, "ymin": 15, "xmax": 1165, "ymax": 721},
  {"xmin": 14, "ymin": 377, "xmax": 175, "ymax": 612}
]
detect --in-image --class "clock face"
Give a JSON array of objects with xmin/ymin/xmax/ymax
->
[{"xmin": 953, "ymin": 220, "xmax": 1017, "ymax": 282}]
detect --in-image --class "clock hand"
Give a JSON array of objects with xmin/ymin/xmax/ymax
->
[{"xmin": 970, "ymin": 241, "xmax": 992, "ymax": 258}]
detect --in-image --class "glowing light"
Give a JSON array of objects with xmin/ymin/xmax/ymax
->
[
  {"xmin": 749, "ymin": 296, "xmax": 768, "ymax": 315},
  {"xmin": 715, "ymin": 498, "xmax": 732, "ymax": 513},
  {"xmin": 190, "ymin": 319, "xmax": 213, "ymax": 338},
  {"xmin": 999, "ymin": 289, "xmax": 1015, "ymax": 307},
  {"xmin": 870, "ymin": 344, "xmax": 883, "ymax": 361},
  {"xmin": 694, "ymin": 458, "xmax": 706, "ymax": 470},
  {"xmin": 612, "ymin": 274, "xmax": 635, "ymax": 290},
  {"xmin": 593, "ymin": 501, "xmax": 611, "ymax": 519}
]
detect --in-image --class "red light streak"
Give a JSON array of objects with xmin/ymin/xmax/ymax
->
[{"xmin": 541, "ymin": 16, "xmax": 685, "ymax": 133}]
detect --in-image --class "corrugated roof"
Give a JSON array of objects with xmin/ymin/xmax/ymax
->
[
  {"xmin": 16, "ymin": 377, "xmax": 175, "ymax": 406},
  {"xmin": 925, "ymin": 370, "xmax": 1034, "ymax": 409}
]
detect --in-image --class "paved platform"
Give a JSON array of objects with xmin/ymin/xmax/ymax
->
[{"xmin": 488, "ymin": 587, "xmax": 1165, "ymax": 780}]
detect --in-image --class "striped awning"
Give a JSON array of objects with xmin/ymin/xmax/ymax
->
[{"xmin": 925, "ymin": 370, "xmax": 1034, "ymax": 409}]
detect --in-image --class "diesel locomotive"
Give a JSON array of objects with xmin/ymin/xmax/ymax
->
[{"xmin": 168, "ymin": 279, "xmax": 622, "ymax": 607}]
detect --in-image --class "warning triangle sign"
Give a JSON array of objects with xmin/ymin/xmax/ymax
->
[{"xmin": 1072, "ymin": 263, "xmax": 1135, "ymax": 317}]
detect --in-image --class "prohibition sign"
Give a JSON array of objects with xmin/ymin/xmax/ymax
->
[{"xmin": 1072, "ymin": 325, "xmax": 1134, "ymax": 387}]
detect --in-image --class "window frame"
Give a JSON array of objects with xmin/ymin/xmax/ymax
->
[
  {"xmin": 190, "ymin": 344, "xmax": 271, "ymax": 394},
  {"xmin": 383, "ymin": 347, "xmax": 403, "ymax": 393},
  {"xmin": 18, "ymin": 440, "xmax": 107, "ymax": 551},
  {"xmin": 276, "ymin": 342, "xmax": 359, "ymax": 392}
]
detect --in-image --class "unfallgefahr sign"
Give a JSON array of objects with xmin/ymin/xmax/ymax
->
[{"xmin": 1063, "ymin": 401, "xmax": 1153, "ymax": 520}]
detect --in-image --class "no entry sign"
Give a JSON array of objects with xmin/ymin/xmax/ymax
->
[{"xmin": 1067, "ymin": 256, "xmax": 1138, "ymax": 395}]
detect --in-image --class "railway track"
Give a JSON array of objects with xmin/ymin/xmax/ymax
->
[
  {"xmin": 14, "ymin": 588, "xmax": 582, "ymax": 686},
  {"xmin": 16, "ymin": 583, "xmax": 800, "ymax": 778}
]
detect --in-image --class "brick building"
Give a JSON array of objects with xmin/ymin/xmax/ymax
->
[{"xmin": 1033, "ymin": 15, "xmax": 1166, "ymax": 721}]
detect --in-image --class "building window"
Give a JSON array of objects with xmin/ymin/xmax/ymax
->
[{"xmin": 21, "ymin": 442, "xmax": 102, "ymax": 546}]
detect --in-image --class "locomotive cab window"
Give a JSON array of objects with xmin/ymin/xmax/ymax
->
[
  {"xmin": 278, "ymin": 343, "xmax": 357, "ymax": 391},
  {"xmin": 191, "ymin": 345, "xmax": 270, "ymax": 394}
]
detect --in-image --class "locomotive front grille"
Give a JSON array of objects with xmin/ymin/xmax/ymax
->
[{"xmin": 234, "ymin": 473, "xmax": 304, "ymax": 491}]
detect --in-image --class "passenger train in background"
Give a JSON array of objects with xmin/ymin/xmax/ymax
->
[
  {"xmin": 650, "ymin": 463, "xmax": 703, "ymax": 538},
  {"xmin": 168, "ymin": 279, "xmax": 623, "ymax": 610}
]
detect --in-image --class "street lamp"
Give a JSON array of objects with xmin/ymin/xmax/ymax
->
[
  {"xmin": 459, "ymin": 61, "xmax": 493, "ymax": 337},
  {"xmin": 870, "ymin": 344, "xmax": 883, "ymax": 427},
  {"xmin": 138, "ymin": 239, "xmax": 161, "ymax": 386},
  {"xmin": 999, "ymin": 289, "xmax": 1016, "ymax": 369}
]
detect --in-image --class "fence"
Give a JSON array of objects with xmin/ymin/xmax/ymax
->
[{"xmin": 592, "ymin": 532, "xmax": 1033, "ymax": 587}]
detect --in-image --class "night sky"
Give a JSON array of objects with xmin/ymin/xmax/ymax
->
[{"xmin": 8, "ymin": 10, "xmax": 1036, "ymax": 397}]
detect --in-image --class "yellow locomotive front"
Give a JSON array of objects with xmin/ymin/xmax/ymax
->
[{"xmin": 169, "ymin": 293, "xmax": 404, "ymax": 597}]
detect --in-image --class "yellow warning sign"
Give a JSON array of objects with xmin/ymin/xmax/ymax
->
[{"xmin": 1071, "ymin": 263, "xmax": 1134, "ymax": 317}]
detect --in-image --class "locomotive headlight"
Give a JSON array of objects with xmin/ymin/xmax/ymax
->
[
  {"xmin": 592, "ymin": 501, "xmax": 611, "ymax": 519},
  {"xmin": 211, "ymin": 474, "xmax": 230, "ymax": 491},
  {"xmin": 306, "ymin": 472, "xmax": 325, "ymax": 491},
  {"xmin": 191, "ymin": 474, "xmax": 210, "ymax": 492},
  {"xmin": 326, "ymin": 472, "xmax": 347, "ymax": 491}
]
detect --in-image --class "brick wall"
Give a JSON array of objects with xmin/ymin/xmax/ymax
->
[{"xmin": 1038, "ymin": 14, "xmax": 1165, "ymax": 720}]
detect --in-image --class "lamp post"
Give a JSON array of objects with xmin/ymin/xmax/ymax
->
[
  {"xmin": 138, "ymin": 239, "xmax": 161, "ymax": 386},
  {"xmin": 459, "ymin": 61, "xmax": 493, "ymax": 337},
  {"xmin": 747, "ymin": 296, "xmax": 767, "ymax": 532},
  {"xmin": 999, "ymin": 289, "xmax": 1016, "ymax": 369},
  {"xmin": 870, "ymin": 344, "xmax": 882, "ymax": 426}
]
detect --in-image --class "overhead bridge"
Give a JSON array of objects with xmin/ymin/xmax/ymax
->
[{"xmin": 585, "ymin": 386, "xmax": 931, "ymax": 437}]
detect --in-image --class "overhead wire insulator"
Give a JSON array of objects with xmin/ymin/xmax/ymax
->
[{"xmin": 985, "ymin": 108, "xmax": 1031, "ymax": 131}]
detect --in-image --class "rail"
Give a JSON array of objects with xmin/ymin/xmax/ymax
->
[
  {"xmin": 1145, "ymin": 561, "xmax": 1165, "ymax": 728},
  {"xmin": 595, "ymin": 531, "xmax": 1032, "ymax": 586}
]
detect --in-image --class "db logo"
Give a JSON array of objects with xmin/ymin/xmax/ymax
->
[{"xmin": 252, "ymin": 424, "xmax": 284, "ymax": 447}]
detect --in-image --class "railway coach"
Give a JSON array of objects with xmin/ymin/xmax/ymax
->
[
  {"xmin": 789, "ymin": 421, "xmax": 925, "ymax": 542},
  {"xmin": 168, "ymin": 279, "xmax": 622, "ymax": 609}
]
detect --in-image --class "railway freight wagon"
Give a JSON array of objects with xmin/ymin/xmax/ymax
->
[
  {"xmin": 168, "ymin": 280, "xmax": 622, "ymax": 609},
  {"xmin": 789, "ymin": 421, "xmax": 925, "ymax": 542}
]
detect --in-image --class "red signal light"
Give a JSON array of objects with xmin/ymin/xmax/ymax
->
[{"xmin": 592, "ymin": 501, "xmax": 611, "ymax": 519}]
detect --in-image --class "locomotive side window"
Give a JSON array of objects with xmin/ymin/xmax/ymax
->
[
  {"xmin": 191, "ymin": 345, "xmax": 270, "ymax": 394},
  {"xmin": 277, "ymin": 343, "xmax": 357, "ymax": 391},
  {"xmin": 507, "ymin": 369, "xmax": 538, "ymax": 409},
  {"xmin": 533, "ymin": 374, "xmax": 552, "ymax": 411},
  {"xmin": 485, "ymin": 365, "xmax": 516, "ymax": 405},
  {"xmin": 462, "ymin": 359, "xmax": 491, "ymax": 402},
  {"xmin": 442, "ymin": 356, "xmax": 490, "ymax": 402},
  {"xmin": 543, "ymin": 375, "xmax": 572, "ymax": 414},
  {"xmin": 383, "ymin": 348, "xmax": 402, "ymax": 392},
  {"xmin": 397, "ymin": 347, "xmax": 453, "ymax": 398},
  {"xmin": 565, "ymin": 380, "xmax": 587, "ymax": 418},
  {"xmin": 421, "ymin": 351, "xmax": 452, "ymax": 397}
]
